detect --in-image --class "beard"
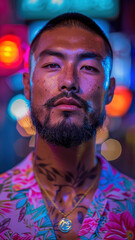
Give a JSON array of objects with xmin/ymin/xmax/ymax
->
[{"xmin": 31, "ymin": 92, "xmax": 106, "ymax": 148}]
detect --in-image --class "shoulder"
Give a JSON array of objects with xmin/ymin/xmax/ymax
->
[
  {"xmin": 0, "ymin": 152, "xmax": 34, "ymax": 221},
  {"xmin": 98, "ymin": 154, "xmax": 135, "ymax": 200},
  {"xmin": 0, "ymin": 152, "xmax": 34, "ymax": 195},
  {"xmin": 0, "ymin": 152, "xmax": 42, "ymax": 238}
]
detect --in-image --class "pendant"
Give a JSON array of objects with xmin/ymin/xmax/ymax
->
[{"xmin": 58, "ymin": 218, "xmax": 72, "ymax": 233}]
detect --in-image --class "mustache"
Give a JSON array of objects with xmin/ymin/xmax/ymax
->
[{"xmin": 44, "ymin": 91, "xmax": 90, "ymax": 112}]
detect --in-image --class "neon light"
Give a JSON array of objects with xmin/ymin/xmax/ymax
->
[
  {"xmin": 0, "ymin": 35, "xmax": 23, "ymax": 69},
  {"xmin": 8, "ymin": 94, "xmax": 29, "ymax": 120},
  {"xmin": 52, "ymin": 0, "xmax": 64, "ymax": 5},
  {"xmin": 28, "ymin": 21, "xmax": 47, "ymax": 43},
  {"xmin": 24, "ymin": 45, "xmax": 30, "ymax": 71},
  {"xmin": 18, "ymin": 0, "xmax": 119, "ymax": 19},
  {"xmin": 110, "ymin": 32, "xmax": 131, "ymax": 87},
  {"xmin": 106, "ymin": 86, "xmax": 132, "ymax": 117},
  {"xmin": 6, "ymin": 73, "xmax": 24, "ymax": 91}
]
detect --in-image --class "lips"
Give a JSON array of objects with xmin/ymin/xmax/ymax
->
[{"xmin": 54, "ymin": 98, "xmax": 82, "ymax": 108}]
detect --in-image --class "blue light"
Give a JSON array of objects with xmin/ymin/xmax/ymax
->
[
  {"xmin": 131, "ymin": 48, "xmax": 135, "ymax": 90},
  {"xmin": 17, "ymin": 0, "xmax": 119, "ymax": 20},
  {"xmin": 6, "ymin": 73, "xmax": 24, "ymax": 91},
  {"xmin": 51, "ymin": 0, "xmax": 64, "ymax": 5},
  {"xmin": 110, "ymin": 32, "xmax": 131, "ymax": 88},
  {"xmin": 93, "ymin": 19, "xmax": 110, "ymax": 38},
  {"xmin": 8, "ymin": 94, "xmax": 29, "ymax": 120},
  {"xmin": 28, "ymin": 21, "xmax": 48, "ymax": 44}
]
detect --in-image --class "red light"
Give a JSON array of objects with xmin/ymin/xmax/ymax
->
[
  {"xmin": 0, "ymin": 35, "xmax": 23, "ymax": 69},
  {"xmin": 23, "ymin": 45, "xmax": 30, "ymax": 71},
  {"xmin": 106, "ymin": 86, "xmax": 132, "ymax": 117}
]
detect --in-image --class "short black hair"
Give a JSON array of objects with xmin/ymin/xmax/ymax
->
[{"xmin": 29, "ymin": 12, "xmax": 113, "ymax": 71}]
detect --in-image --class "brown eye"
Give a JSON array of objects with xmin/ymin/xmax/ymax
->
[
  {"xmin": 81, "ymin": 65, "xmax": 99, "ymax": 72},
  {"xmin": 42, "ymin": 63, "xmax": 60, "ymax": 69}
]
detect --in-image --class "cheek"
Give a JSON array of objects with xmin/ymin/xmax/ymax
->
[
  {"xmin": 92, "ymin": 86, "xmax": 105, "ymax": 102},
  {"xmin": 31, "ymin": 82, "xmax": 47, "ymax": 105},
  {"xmin": 80, "ymin": 73, "xmax": 105, "ymax": 92},
  {"xmin": 31, "ymin": 71, "xmax": 58, "ymax": 105},
  {"xmin": 83, "ymin": 83, "xmax": 106, "ymax": 112}
]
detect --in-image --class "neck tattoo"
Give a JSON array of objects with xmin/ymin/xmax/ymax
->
[{"xmin": 33, "ymin": 158, "xmax": 100, "ymax": 233}]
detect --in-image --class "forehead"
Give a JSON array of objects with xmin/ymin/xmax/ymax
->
[{"xmin": 33, "ymin": 26, "xmax": 107, "ymax": 60}]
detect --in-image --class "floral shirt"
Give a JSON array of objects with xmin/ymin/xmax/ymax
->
[{"xmin": 0, "ymin": 153, "xmax": 135, "ymax": 240}]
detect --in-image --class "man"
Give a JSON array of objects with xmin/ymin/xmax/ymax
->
[{"xmin": 0, "ymin": 13, "xmax": 135, "ymax": 240}]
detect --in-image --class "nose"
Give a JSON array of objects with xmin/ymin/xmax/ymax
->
[{"xmin": 59, "ymin": 64, "xmax": 80, "ymax": 93}]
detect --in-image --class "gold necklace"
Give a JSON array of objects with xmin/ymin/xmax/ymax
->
[{"xmin": 33, "ymin": 161, "xmax": 100, "ymax": 233}]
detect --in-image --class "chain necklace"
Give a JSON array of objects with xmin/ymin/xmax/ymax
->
[{"xmin": 33, "ymin": 160, "xmax": 100, "ymax": 233}]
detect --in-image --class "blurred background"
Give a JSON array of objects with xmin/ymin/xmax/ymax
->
[{"xmin": 0, "ymin": 0, "xmax": 135, "ymax": 178}]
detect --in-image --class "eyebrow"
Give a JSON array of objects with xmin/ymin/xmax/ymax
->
[
  {"xmin": 78, "ymin": 52, "xmax": 103, "ymax": 61},
  {"xmin": 39, "ymin": 49, "xmax": 66, "ymax": 60},
  {"xmin": 38, "ymin": 49, "xmax": 103, "ymax": 61}
]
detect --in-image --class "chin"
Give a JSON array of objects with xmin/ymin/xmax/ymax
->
[{"xmin": 31, "ymin": 105, "xmax": 105, "ymax": 148}]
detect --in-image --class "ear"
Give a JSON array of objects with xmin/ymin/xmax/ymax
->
[
  {"xmin": 106, "ymin": 77, "xmax": 115, "ymax": 105},
  {"xmin": 23, "ymin": 72, "xmax": 31, "ymax": 100}
]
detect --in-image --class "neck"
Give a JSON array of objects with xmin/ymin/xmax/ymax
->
[
  {"xmin": 35, "ymin": 134, "xmax": 96, "ymax": 169},
  {"xmin": 33, "ymin": 135, "xmax": 97, "ymax": 188}
]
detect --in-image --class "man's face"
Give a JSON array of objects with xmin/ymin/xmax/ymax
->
[{"xmin": 24, "ymin": 26, "xmax": 114, "ymax": 147}]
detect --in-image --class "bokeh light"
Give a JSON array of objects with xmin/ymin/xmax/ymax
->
[
  {"xmin": 8, "ymin": 94, "xmax": 29, "ymax": 120},
  {"xmin": 28, "ymin": 21, "xmax": 47, "ymax": 43},
  {"xmin": 17, "ymin": 114, "xmax": 36, "ymax": 136},
  {"xmin": 29, "ymin": 135, "xmax": 36, "ymax": 147},
  {"xmin": 0, "ymin": 35, "xmax": 23, "ymax": 69},
  {"xmin": 18, "ymin": 0, "xmax": 119, "ymax": 19},
  {"xmin": 52, "ymin": 0, "xmax": 64, "ymax": 5},
  {"xmin": 6, "ymin": 72, "xmax": 24, "ymax": 91},
  {"xmin": 126, "ymin": 126, "xmax": 135, "ymax": 145},
  {"xmin": 23, "ymin": 45, "xmax": 30, "ymax": 71},
  {"xmin": 101, "ymin": 138, "xmax": 122, "ymax": 161},
  {"xmin": 110, "ymin": 32, "xmax": 131, "ymax": 88},
  {"xmin": 106, "ymin": 86, "xmax": 133, "ymax": 117},
  {"xmin": 96, "ymin": 127, "xmax": 109, "ymax": 144},
  {"xmin": 14, "ymin": 138, "xmax": 31, "ymax": 157}
]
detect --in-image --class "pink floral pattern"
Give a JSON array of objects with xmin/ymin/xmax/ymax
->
[
  {"xmin": 79, "ymin": 217, "xmax": 99, "ymax": 236},
  {"xmin": 106, "ymin": 189, "xmax": 134, "ymax": 200},
  {"xmin": 0, "ymin": 153, "xmax": 135, "ymax": 239},
  {"xmin": 12, "ymin": 232, "xmax": 33, "ymax": 240},
  {"xmin": 0, "ymin": 231, "xmax": 34, "ymax": 240},
  {"xmin": 28, "ymin": 181, "xmax": 42, "ymax": 208},
  {"xmin": 12, "ymin": 160, "xmax": 42, "ymax": 208},
  {"xmin": 102, "ymin": 211, "xmax": 135, "ymax": 240},
  {"xmin": 12, "ymin": 163, "xmax": 35, "ymax": 191}
]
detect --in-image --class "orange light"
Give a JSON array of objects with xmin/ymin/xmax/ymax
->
[
  {"xmin": 101, "ymin": 138, "xmax": 122, "ymax": 161},
  {"xmin": 0, "ymin": 35, "xmax": 23, "ymax": 68},
  {"xmin": 106, "ymin": 86, "xmax": 132, "ymax": 117}
]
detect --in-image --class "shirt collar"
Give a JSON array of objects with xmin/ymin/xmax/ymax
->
[{"xmin": 12, "ymin": 152, "xmax": 133, "ymax": 201}]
